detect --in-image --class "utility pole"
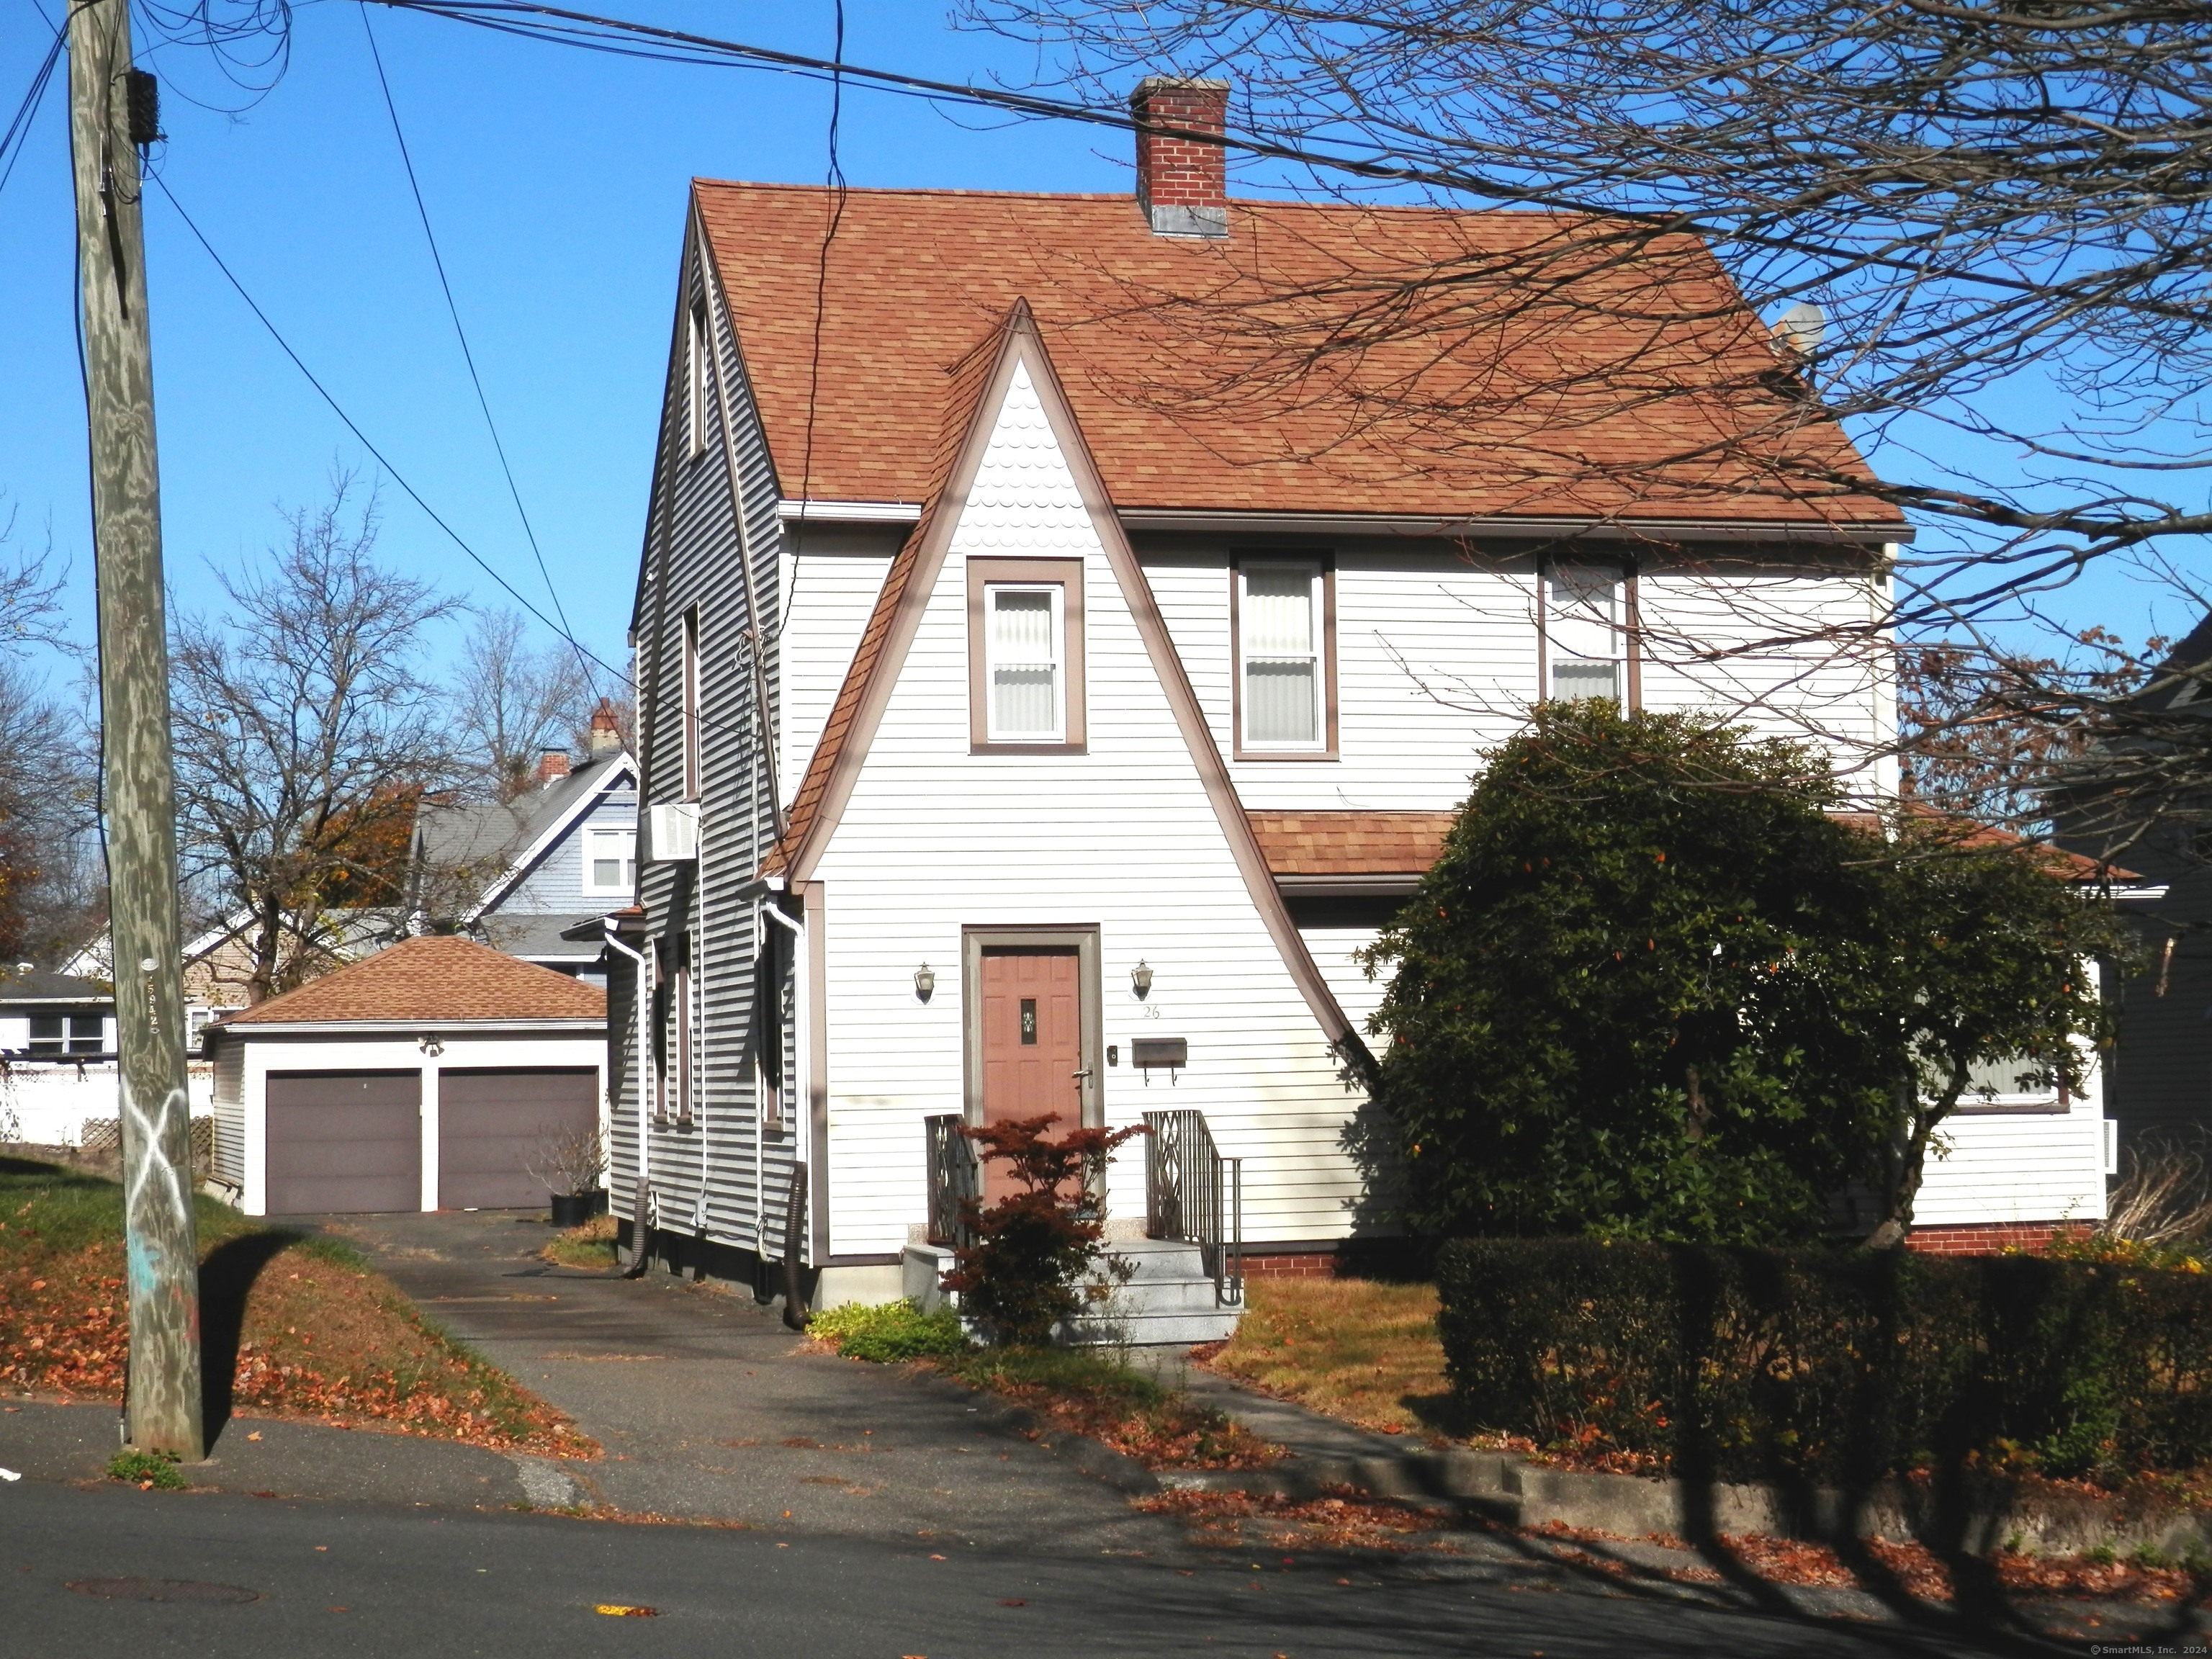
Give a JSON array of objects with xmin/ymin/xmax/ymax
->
[{"xmin": 67, "ymin": 0, "xmax": 203, "ymax": 1460}]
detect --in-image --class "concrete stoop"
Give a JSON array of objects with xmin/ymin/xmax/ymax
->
[{"xmin": 899, "ymin": 1238, "xmax": 1242, "ymax": 1346}]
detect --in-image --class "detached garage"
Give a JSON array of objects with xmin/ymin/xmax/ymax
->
[{"xmin": 204, "ymin": 935, "xmax": 607, "ymax": 1217}]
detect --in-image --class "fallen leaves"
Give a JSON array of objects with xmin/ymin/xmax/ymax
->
[
  {"xmin": 0, "ymin": 1244, "xmax": 591, "ymax": 1459},
  {"xmin": 593, "ymin": 1604, "xmax": 659, "ymax": 1617},
  {"xmin": 1135, "ymin": 1486, "xmax": 1452, "ymax": 1552}
]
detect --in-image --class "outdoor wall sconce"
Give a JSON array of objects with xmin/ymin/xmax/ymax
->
[
  {"xmin": 914, "ymin": 962, "xmax": 936, "ymax": 1003},
  {"xmin": 417, "ymin": 1034, "xmax": 444, "ymax": 1057},
  {"xmin": 1130, "ymin": 959, "xmax": 1154, "ymax": 1000}
]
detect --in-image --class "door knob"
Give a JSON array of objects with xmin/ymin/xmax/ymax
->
[{"xmin": 1071, "ymin": 1068, "xmax": 1095, "ymax": 1084}]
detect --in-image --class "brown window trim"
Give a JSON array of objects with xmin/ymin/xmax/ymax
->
[
  {"xmin": 1539, "ymin": 554, "xmax": 1641, "ymax": 712},
  {"xmin": 1231, "ymin": 553, "xmax": 1339, "ymax": 762},
  {"xmin": 966, "ymin": 556, "xmax": 1087, "ymax": 754}
]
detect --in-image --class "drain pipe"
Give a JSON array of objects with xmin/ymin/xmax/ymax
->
[
  {"xmin": 603, "ymin": 917, "xmax": 654, "ymax": 1278},
  {"xmin": 757, "ymin": 890, "xmax": 808, "ymax": 1303}
]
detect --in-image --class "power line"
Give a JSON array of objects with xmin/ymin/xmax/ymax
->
[
  {"xmin": 145, "ymin": 168, "xmax": 631, "ymax": 691},
  {"xmin": 148, "ymin": 171, "xmax": 802, "ymax": 755},
  {"xmin": 784, "ymin": 0, "xmax": 846, "ymax": 631},
  {"xmin": 358, "ymin": 4, "xmax": 600, "ymax": 700},
  {"xmin": 0, "ymin": 15, "xmax": 65, "ymax": 201}
]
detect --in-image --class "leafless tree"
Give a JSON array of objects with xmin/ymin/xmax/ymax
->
[
  {"xmin": 170, "ymin": 477, "xmax": 462, "ymax": 1002},
  {"xmin": 973, "ymin": 0, "xmax": 2212, "ymax": 835},
  {"xmin": 449, "ymin": 606, "xmax": 596, "ymax": 803},
  {"xmin": 0, "ymin": 505, "xmax": 99, "ymax": 969}
]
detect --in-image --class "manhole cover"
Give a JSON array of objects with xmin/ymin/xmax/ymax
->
[{"xmin": 68, "ymin": 1578, "xmax": 261, "ymax": 1605}]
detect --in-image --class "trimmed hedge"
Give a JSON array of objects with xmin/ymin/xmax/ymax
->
[{"xmin": 1437, "ymin": 1238, "xmax": 2212, "ymax": 1483}]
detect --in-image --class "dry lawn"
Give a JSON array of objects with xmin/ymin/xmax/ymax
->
[
  {"xmin": 1202, "ymin": 1277, "xmax": 1457, "ymax": 1440},
  {"xmin": 0, "ymin": 1156, "xmax": 590, "ymax": 1457}
]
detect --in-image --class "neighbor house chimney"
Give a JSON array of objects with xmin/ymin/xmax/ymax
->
[
  {"xmin": 588, "ymin": 697, "xmax": 623, "ymax": 756},
  {"xmin": 537, "ymin": 747, "xmax": 571, "ymax": 786},
  {"xmin": 1131, "ymin": 77, "xmax": 1230, "ymax": 239}
]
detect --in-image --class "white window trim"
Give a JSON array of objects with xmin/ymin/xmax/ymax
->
[
  {"xmin": 583, "ymin": 826, "xmax": 638, "ymax": 899},
  {"xmin": 687, "ymin": 301, "xmax": 709, "ymax": 458},
  {"xmin": 984, "ymin": 582, "xmax": 1067, "ymax": 744},
  {"xmin": 1238, "ymin": 559, "xmax": 1327, "ymax": 753}
]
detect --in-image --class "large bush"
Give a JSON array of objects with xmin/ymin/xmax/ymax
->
[
  {"xmin": 1437, "ymin": 1238, "xmax": 2212, "ymax": 1484},
  {"xmin": 1362, "ymin": 701, "xmax": 2120, "ymax": 1244}
]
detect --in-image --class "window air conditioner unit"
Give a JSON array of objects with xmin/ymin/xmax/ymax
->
[{"xmin": 644, "ymin": 802, "xmax": 700, "ymax": 863}]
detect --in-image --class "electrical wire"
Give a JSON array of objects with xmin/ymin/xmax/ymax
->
[
  {"xmin": 0, "ymin": 13, "xmax": 66, "ymax": 202},
  {"xmin": 358, "ymin": 2, "xmax": 601, "ymax": 700},
  {"xmin": 783, "ymin": 0, "xmax": 845, "ymax": 631},
  {"xmin": 145, "ymin": 168, "xmax": 631, "ymax": 688}
]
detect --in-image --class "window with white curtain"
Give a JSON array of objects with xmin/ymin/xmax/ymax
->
[
  {"xmin": 1547, "ymin": 566, "xmax": 1623, "ymax": 703},
  {"xmin": 1239, "ymin": 562, "xmax": 1323, "ymax": 749},
  {"xmin": 985, "ymin": 584, "xmax": 1064, "ymax": 740}
]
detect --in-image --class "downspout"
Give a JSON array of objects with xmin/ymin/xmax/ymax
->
[
  {"xmin": 603, "ymin": 918, "xmax": 653, "ymax": 1278},
  {"xmin": 758, "ymin": 894, "xmax": 807, "ymax": 1272}
]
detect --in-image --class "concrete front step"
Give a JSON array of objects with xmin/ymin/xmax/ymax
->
[{"xmin": 901, "ymin": 1239, "xmax": 1243, "ymax": 1346}]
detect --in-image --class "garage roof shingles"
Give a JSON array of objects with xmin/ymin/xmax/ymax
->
[
  {"xmin": 221, "ymin": 936, "xmax": 606, "ymax": 1026},
  {"xmin": 696, "ymin": 183, "xmax": 1902, "ymax": 529}
]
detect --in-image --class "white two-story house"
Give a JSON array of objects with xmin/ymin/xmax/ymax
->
[{"xmin": 603, "ymin": 78, "xmax": 2110, "ymax": 1307}]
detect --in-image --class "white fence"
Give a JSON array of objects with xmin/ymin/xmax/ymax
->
[{"xmin": 0, "ymin": 1061, "xmax": 215, "ymax": 1146}]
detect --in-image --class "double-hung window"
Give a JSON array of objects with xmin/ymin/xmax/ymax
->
[
  {"xmin": 1547, "ymin": 565, "xmax": 1624, "ymax": 703},
  {"xmin": 967, "ymin": 558, "xmax": 1085, "ymax": 750},
  {"xmin": 1234, "ymin": 558, "xmax": 1334, "ymax": 756},
  {"xmin": 986, "ymin": 585, "xmax": 1063, "ymax": 741},
  {"xmin": 583, "ymin": 827, "xmax": 637, "ymax": 898}
]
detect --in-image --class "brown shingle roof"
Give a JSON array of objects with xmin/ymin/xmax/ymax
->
[
  {"xmin": 697, "ymin": 183, "xmax": 1901, "ymax": 529},
  {"xmin": 1247, "ymin": 811, "xmax": 1457, "ymax": 876},
  {"xmin": 221, "ymin": 935, "xmax": 606, "ymax": 1025}
]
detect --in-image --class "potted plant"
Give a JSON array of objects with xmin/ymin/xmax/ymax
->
[{"xmin": 529, "ymin": 1124, "xmax": 607, "ymax": 1228}]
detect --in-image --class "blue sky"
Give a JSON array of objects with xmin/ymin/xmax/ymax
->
[{"xmin": 0, "ymin": 1, "xmax": 2196, "ymax": 706}]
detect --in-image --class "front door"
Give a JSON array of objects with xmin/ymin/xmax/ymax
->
[{"xmin": 978, "ymin": 946, "xmax": 1084, "ymax": 1203}]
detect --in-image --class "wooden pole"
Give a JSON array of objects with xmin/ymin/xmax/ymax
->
[{"xmin": 66, "ymin": 0, "xmax": 204, "ymax": 1459}]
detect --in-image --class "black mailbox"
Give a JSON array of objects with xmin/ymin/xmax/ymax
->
[{"xmin": 1130, "ymin": 1037, "xmax": 1187, "ymax": 1079}]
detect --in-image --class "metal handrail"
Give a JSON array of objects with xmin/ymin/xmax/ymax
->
[
  {"xmin": 923, "ymin": 1114, "xmax": 981, "ymax": 1249},
  {"xmin": 1143, "ymin": 1109, "xmax": 1243, "ymax": 1307}
]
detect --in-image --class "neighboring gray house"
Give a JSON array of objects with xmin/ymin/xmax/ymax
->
[{"xmin": 413, "ymin": 719, "xmax": 637, "ymax": 984}]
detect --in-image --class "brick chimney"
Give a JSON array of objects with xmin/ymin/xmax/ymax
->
[
  {"xmin": 588, "ymin": 697, "xmax": 624, "ymax": 756},
  {"xmin": 1131, "ymin": 77, "xmax": 1230, "ymax": 239},
  {"xmin": 536, "ymin": 747, "xmax": 571, "ymax": 787}
]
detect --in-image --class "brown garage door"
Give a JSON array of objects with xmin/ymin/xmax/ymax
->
[
  {"xmin": 438, "ymin": 1068, "xmax": 598, "ymax": 1210},
  {"xmin": 266, "ymin": 1070, "xmax": 421, "ymax": 1215}
]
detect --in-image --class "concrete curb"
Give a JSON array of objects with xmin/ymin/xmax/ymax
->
[{"xmin": 1163, "ymin": 1437, "xmax": 2212, "ymax": 1557}]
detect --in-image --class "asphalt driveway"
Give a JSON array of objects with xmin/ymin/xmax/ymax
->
[{"xmin": 319, "ymin": 1208, "xmax": 1166, "ymax": 1550}]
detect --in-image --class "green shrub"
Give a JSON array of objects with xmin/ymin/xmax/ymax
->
[
  {"xmin": 810, "ymin": 1299, "xmax": 969, "ymax": 1363},
  {"xmin": 1437, "ymin": 1238, "xmax": 2212, "ymax": 1484},
  {"xmin": 107, "ymin": 1449, "xmax": 186, "ymax": 1489}
]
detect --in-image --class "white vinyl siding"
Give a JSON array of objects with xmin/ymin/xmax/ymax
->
[
  {"xmin": 1239, "ymin": 562, "xmax": 1323, "ymax": 749},
  {"xmin": 778, "ymin": 537, "xmax": 897, "ymax": 810},
  {"xmin": 811, "ymin": 361, "xmax": 1365, "ymax": 1256},
  {"xmin": 984, "ymin": 584, "xmax": 1064, "ymax": 740}
]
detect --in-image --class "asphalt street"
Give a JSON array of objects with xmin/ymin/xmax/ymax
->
[{"xmin": 1, "ymin": 1478, "xmax": 2033, "ymax": 1659}]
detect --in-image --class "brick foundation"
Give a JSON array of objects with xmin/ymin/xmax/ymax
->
[
  {"xmin": 1240, "ymin": 1252, "xmax": 1337, "ymax": 1280},
  {"xmin": 1905, "ymin": 1221, "xmax": 2090, "ymax": 1256}
]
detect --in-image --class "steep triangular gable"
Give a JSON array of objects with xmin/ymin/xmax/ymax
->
[{"xmin": 765, "ymin": 301, "xmax": 1368, "ymax": 1064}]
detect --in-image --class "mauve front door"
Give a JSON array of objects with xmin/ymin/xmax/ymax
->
[{"xmin": 978, "ymin": 946, "xmax": 1084, "ymax": 1204}]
